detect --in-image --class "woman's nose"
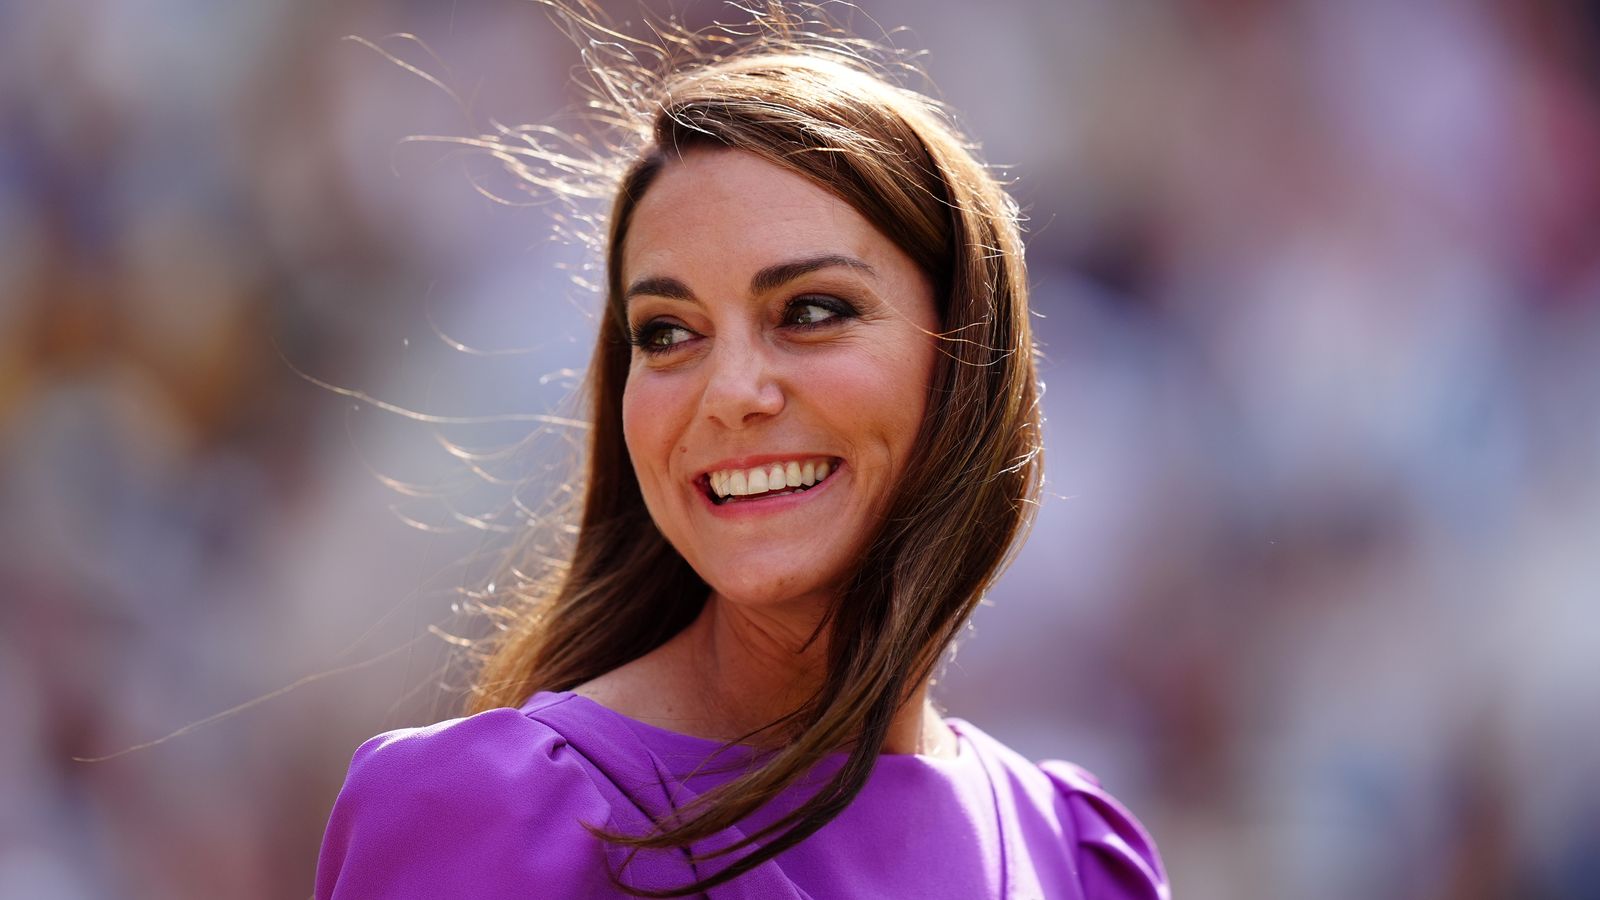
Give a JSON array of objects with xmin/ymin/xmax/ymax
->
[{"xmin": 700, "ymin": 336, "xmax": 785, "ymax": 428}]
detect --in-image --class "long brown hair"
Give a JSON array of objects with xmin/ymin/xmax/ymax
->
[{"xmin": 465, "ymin": 3, "xmax": 1041, "ymax": 895}]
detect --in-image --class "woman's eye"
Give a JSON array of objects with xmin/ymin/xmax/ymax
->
[
  {"xmin": 785, "ymin": 296, "xmax": 855, "ymax": 327},
  {"xmin": 630, "ymin": 322, "xmax": 696, "ymax": 354}
]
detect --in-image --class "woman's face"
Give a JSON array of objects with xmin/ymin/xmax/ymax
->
[{"xmin": 620, "ymin": 149, "xmax": 939, "ymax": 612}]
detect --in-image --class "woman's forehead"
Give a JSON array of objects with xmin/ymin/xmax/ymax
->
[{"xmin": 620, "ymin": 149, "xmax": 897, "ymax": 287}]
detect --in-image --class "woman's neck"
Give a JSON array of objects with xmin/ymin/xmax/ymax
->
[{"xmin": 574, "ymin": 593, "xmax": 956, "ymax": 758}]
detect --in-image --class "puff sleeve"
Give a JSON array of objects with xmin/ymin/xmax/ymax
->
[
  {"xmin": 1040, "ymin": 760, "xmax": 1171, "ymax": 900},
  {"xmin": 314, "ymin": 708, "xmax": 617, "ymax": 899}
]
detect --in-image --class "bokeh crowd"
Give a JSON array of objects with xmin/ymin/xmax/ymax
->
[{"xmin": 3, "ymin": 1, "xmax": 1598, "ymax": 898}]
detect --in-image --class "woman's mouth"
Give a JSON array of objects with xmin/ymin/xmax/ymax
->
[{"xmin": 702, "ymin": 457, "xmax": 838, "ymax": 506}]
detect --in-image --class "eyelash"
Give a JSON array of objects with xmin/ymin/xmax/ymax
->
[{"xmin": 627, "ymin": 295, "xmax": 859, "ymax": 356}]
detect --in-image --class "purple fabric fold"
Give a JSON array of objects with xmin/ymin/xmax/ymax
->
[
  {"xmin": 1041, "ymin": 761, "xmax": 1171, "ymax": 900},
  {"xmin": 315, "ymin": 693, "xmax": 1170, "ymax": 899}
]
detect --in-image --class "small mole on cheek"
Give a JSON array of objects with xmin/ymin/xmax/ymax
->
[{"xmin": 679, "ymin": 446, "xmax": 687, "ymax": 454}]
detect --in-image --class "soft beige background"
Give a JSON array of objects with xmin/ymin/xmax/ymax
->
[{"xmin": 4, "ymin": 1, "xmax": 1599, "ymax": 897}]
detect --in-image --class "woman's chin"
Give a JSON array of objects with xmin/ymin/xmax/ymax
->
[
  {"xmin": 681, "ymin": 530, "xmax": 858, "ymax": 611},
  {"xmin": 701, "ymin": 568, "xmax": 844, "ymax": 617}
]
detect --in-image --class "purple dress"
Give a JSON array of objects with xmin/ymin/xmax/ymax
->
[{"xmin": 316, "ymin": 691, "xmax": 1169, "ymax": 898}]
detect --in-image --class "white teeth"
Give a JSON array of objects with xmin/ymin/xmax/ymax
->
[{"xmin": 707, "ymin": 458, "xmax": 836, "ymax": 499}]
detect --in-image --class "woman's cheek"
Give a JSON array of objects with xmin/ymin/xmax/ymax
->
[
  {"xmin": 621, "ymin": 374, "xmax": 677, "ymax": 485},
  {"xmin": 822, "ymin": 348, "xmax": 930, "ymax": 442}
]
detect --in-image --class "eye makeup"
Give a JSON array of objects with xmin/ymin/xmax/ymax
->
[
  {"xmin": 782, "ymin": 294, "xmax": 859, "ymax": 328},
  {"xmin": 628, "ymin": 320, "xmax": 698, "ymax": 355},
  {"xmin": 627, "ymin": 292, "xmax": 862, "ymax": 357}
]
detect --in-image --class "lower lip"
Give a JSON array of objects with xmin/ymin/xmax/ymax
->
[{"xmin": 698, "ymin": 465, "xmax": 842, "ymax": 518}]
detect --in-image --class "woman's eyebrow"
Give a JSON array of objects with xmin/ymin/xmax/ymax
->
[
  {"xmin": 624, "ymin": 276, "xmax": 698, "ymax": 305},
  {"xmin": 749, "ymin": 254, "xmax": 876, "ymax": 294},
  {"xmin": 624, "ymin": 254, "xmax": 877, "ymax": 308}
]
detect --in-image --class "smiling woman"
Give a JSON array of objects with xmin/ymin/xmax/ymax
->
[
  {"xmin": 314, "ymin": 4, "xmax": 1168, "ymax": 898},
  {"xmin": 620, "ymin": 150, "xmax": 940, "ymax": 627}
]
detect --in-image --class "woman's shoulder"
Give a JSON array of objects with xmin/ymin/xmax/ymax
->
[
  {"xmin": 950, "ymin": 720, "xmax": 1171, "ymax": 900},
  {"xmin": 323, "ymin": 691, "xmax": 651, "ymax": 799},
  {"xmin": 314, "ymin": 698, "xmax": 646, "ymax": 899},
  {"xmin": 334, "ymin": 703, "xmax": 569, "ymax": 791}
]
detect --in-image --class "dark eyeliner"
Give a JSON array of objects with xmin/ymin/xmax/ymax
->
[
  {"xmin": 786, "ymin": 294, "xmax": 859, "ymax": 328},
  {"xmin": 628, "ymin": 320, "xmax": 689, "ymax": 354}
]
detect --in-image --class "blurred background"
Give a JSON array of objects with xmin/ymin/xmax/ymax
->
[{"xmin": 4, "ymin": 0, "xmax": 1599, "ymax": 897}]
